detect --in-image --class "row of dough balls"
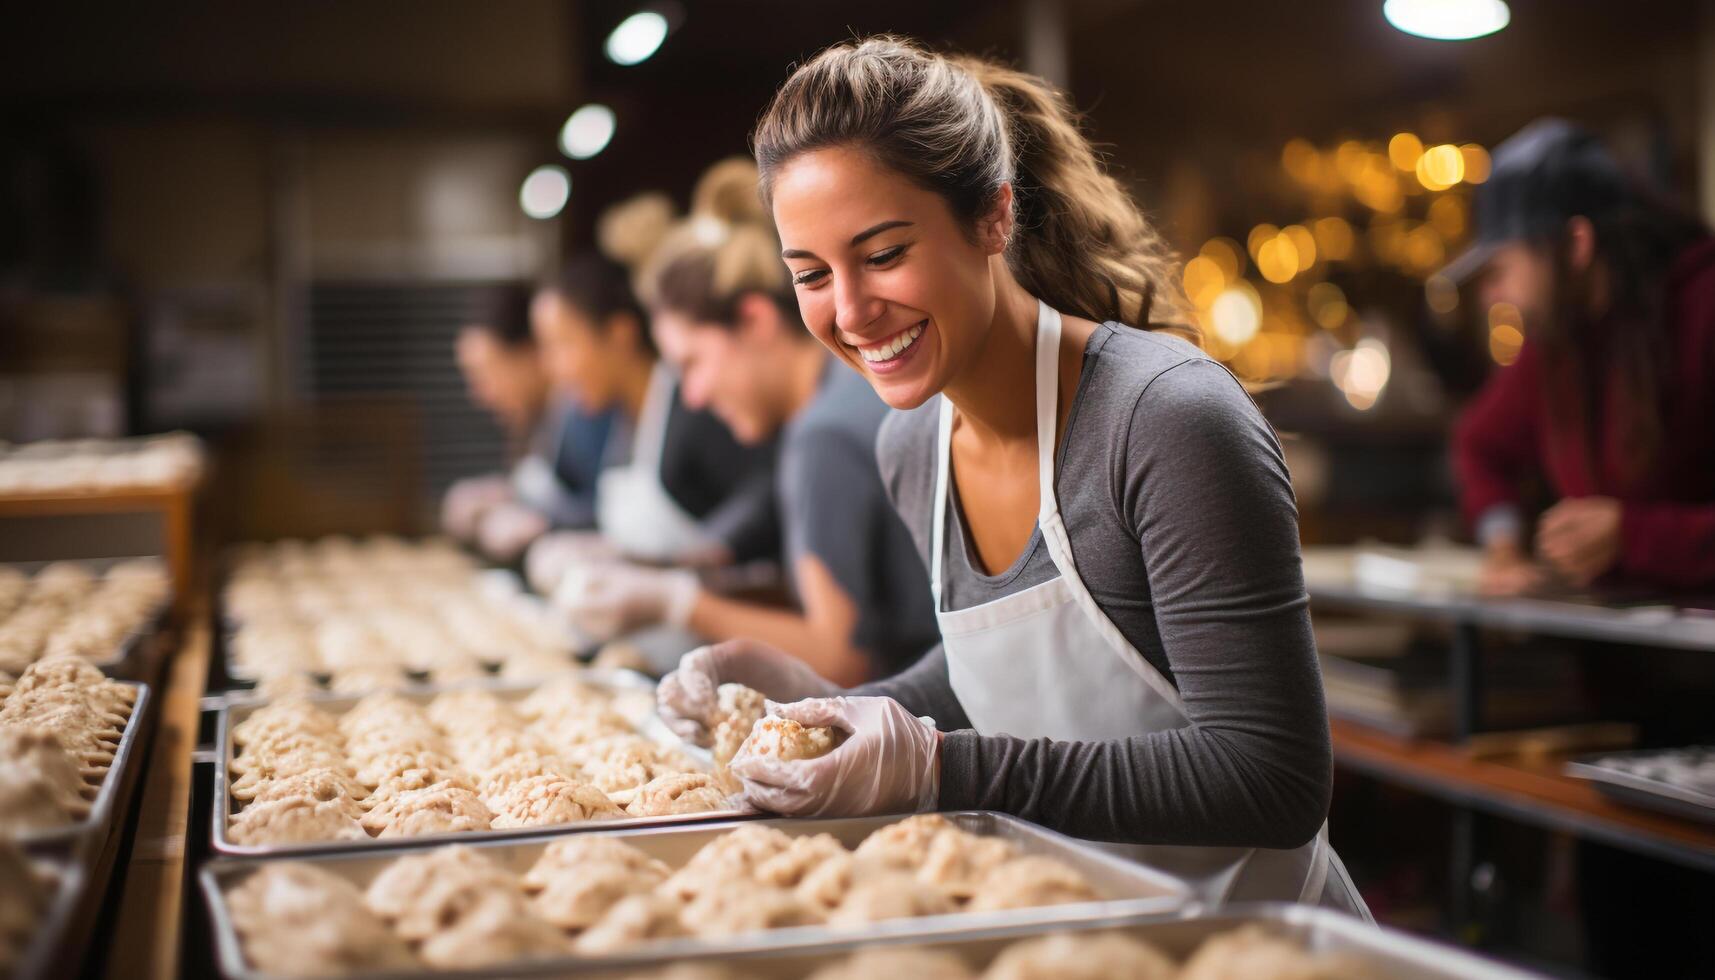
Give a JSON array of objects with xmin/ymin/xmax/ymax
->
[
  {"xmin": 0, "ymin": 559, "xmax": 169, "ymax": 675},
  {"xmin": 0, "ymin": 840, "xmax": 59, "ymax": 974},
  {"xmin": 0, "ymin": 656, "xmax": 138, "ymax": 836},
  {"xmin": 243, "ymin": 641, "xmax": 653, "ymax": 702},
  {"xmin": 225, "ymin": 816, "xmax": 1105, "ymax": 975},
  {"xmin": 0, "ymin": 433, "xmax": 204, "ymax": 494},
  {"xmin": 226, "ymin": 680, "xmax": 732, "ymax": 845},
  {"xmin": 611, "ymin": 926, "xmax": 1381, "ymax": 980}
]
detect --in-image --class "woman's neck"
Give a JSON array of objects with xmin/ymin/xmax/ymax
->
[{"xmin": 941, "ymin": 269, "xmax": 1042, "ymax": 448}]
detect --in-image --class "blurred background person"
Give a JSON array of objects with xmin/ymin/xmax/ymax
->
[
  {"xmin": 525, "ymin": 241, "xmax": 781, "ymax": 624},
  {"xmin": 1449, "ymin": 119, "xmax": 1715, "ymax": 596},
  {"xmin": 441, "ymin": 284, "xmax": 616, "ymax": 561},
  {"xmin": 553, "ymin": 159, "xmax": 938, "ymax": 686}
]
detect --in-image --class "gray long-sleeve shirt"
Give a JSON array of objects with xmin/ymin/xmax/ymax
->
[{"xmin": 854, "ymin": 323, "xmax": 1332, "ymax": 850}]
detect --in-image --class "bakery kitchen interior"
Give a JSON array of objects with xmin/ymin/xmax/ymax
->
[{"xmin": 3, "ymin": 1, "xmax": 1715, "ymax": 978}]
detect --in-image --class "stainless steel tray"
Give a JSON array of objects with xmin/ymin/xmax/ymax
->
[
  {"xmin": 14, "ymin": 681, "xmax": 152, "ymax": 857},
  {"xmin": 1565, "ymin": 747, "xmax": 1715, "ymax": 826},
  {"xmin": 200, "ymin": 811, "xmax": 1194, "ymax": 979},
  {"xmin": 562, "ymin": 902, "xmax": 1539, "ymax": 980},
  {"xmin": 211, "ymin": 674, "xmax": 758, "ymax": 857},
  {"xmin": 11, "ymin": 854, "xmax": 86, "ymax": 980}
]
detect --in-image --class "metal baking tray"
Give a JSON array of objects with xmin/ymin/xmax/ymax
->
[
  {"xmin": 200, "ymin": 811, "xmax": 1195, "ymax": 979},
  {"xmin": 1, "ymin": 557, "xmax": 170, "ymax": 680},
  {"xmin": 10, "ymin": 853, "xmax": 86, "ymax": 980},
  {"xmin": 211, "ymin": 675, "xmax": 758, "ymax": 857},
  {"xmin": 563, "ymin": 902, "xmax": 1539, "ymax": 980},
  {"xmin": 1566, "ymin": 747, "xmax": 1715, "ymax": 826},
  {"xmin": 13, "ymin": 681, "xmax": 152, "ymax": 858}
]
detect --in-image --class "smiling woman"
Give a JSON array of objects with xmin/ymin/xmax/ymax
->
[{"xmin": 656, "ymin": 36, "xmax": 1372, "ymax": 919}]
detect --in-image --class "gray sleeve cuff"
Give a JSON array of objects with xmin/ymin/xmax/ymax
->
[
  {"xmin": 936, "ymin": 730, "xmax": 983, "ymax": 810},
  {"xmin": 1475, "ymin": 504, "xmax": 1524, "ymax": 547}
]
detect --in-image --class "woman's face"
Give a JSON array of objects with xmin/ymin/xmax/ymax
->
[
  {"xmin": 531, "ymin": 291, "xmax": 621, "ymax": 413},
  {"xmin": 770, "ymin": 146, "xmax": 1005, "ymax": 410},
  {"xmin": 455, "ymin": 328, "xmax": 542, "ymax": 434},
  {"xmin": 652, "ymin": 303, "xmax": 780, "ymax": 445}
]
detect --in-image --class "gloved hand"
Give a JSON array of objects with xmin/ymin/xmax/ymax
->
[
  {"xmin": 656, "ymin": 639, "xmax": 841, "ymax": 746},
  {"xmin": 475, "ymin": 501, "xmax": 549, "ymax": 562},
  {"xmin": 441, "ymin": 475, "xmax": 513, "ymax": 542},
  {"xmin": 524, "ymin": 531, "xmax": 621, "ymax": 594},
  {"xmin": 552, "ymin": 562, "xmax": 699, "ymax": 645},
  {"xmin": 729, "ymin": 696, "xmax": 940, "ymax": 817}
]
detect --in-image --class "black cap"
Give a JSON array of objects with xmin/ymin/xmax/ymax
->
[{"xmin": 1437, "ymin": 118, "xmax": 1630, "ymax": 283}]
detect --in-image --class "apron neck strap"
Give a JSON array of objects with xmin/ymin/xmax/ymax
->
[
  {"xmin": 929, "ymin": 300, "xmax": 1063, "ymax": 605},
  {"xmin": 1032, "ymin": 300, "xmax": 1063, "ymax": 521}
]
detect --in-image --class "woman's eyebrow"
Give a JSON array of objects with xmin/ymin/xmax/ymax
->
[{"xmin": 781, "ymin": 220, "xmax": 915, "ymax": 261}]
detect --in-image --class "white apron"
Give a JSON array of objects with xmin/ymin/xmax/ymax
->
[
  {"xmin": 596, "ymin": 364, "xmax": 721, "ymax": 563},
  {"xmin": 933, "ymin": 300, "xmax": 1371, "ymax": 919}
]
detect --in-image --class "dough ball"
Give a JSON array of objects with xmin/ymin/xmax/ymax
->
[
  {"xmin": 737, "ymin": 716, "xmax": 842, "ymax": 762},
  {"xmin": 967, "ymin": 857, "xmax": 1099, "ymax": 912},
  {"xmin": 983, "ymin": 932, "xmax": 1176, "ymax": 980}
]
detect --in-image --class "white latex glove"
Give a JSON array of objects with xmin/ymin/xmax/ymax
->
[
  {"xmin": 729, "ymin": 696, "xmax": 940, "ymax": 817},
  {"xmin": 656, "ymin": 639, "xmax": 841, "ymax": 746},
  {"xmin": 552, "ymin": 562, "xmax": 699, "ymax": 645},
  {"xmin": 524, "ymin": 531, "xmax": 621, "ymax": 594},
  {"xmin": 441, "ymin": 475, "xmax": 513, "ymax": 541},
  {"xmin": 475, "ymin": 501, "xmax": 549, "ymax": 562}
]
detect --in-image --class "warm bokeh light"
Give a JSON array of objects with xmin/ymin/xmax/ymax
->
[
  {"xmin": 1282, "ymin": 224, "xmax": 1318, "ymax": 271},
  {"xmin": 1488, "ymin": 302, "xmax": 1525, "ymax": 364},
  {"xmin": 1182, "ymin": 255, "xmax": 1227, "ymax": 309},
  {"xmin": 1312, "ymin": 217, "xmax": 1356, "ymax": 261},
  {"xmin": 1211, "ymin": 282, "xmax": 1263, "ymax": 346},
  {"xmin": 1200, "ymin": 237, "xmax": 1246, "ymax": 280},
  {"xmin": 1331, "ymin": 337, "xmax": 1392, "ymax": 410},
  {"xmin": 519, "ymin": 165, "xmax": 570, "ymax": 219},
  {"xmin": 1388, "ymin": 133, "xmax": 1424, "ymax": 172},
  {"xmin": 1247, "ymin": 224, "xmax": 1281, "ymax": 261},
  {"xmin": 1428, "ymin": 194, "xmax": 1467, "ymax": 238},
  {"xmin": 1307, "ymin": 282, "xmax": 1350, "ymax": 330},
  {"xmin": 1415, "ymin": 144, "xmax": 1465, "ymax": 191},
  {"xmin": 1257, "ymin": 235, "xmax": 1300, "ymax": 284},
  {"xmin": 1404, "ymin": 223, "xmax": 1446, "ymax": 272},
  {"xmin": 1460, "ymin": 143, "xmax": 1492, "ymax": 183}
]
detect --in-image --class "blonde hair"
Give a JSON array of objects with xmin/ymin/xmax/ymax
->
[
  {"xmin": 635, "ymin": 157, "xmax": 799, "ymax": 328},
  {"xmin": 753, "ymin": 36, "xmax": 1192, "ymax": 337}
]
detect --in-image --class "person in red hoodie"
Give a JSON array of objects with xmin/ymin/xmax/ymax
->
[{"xmin": 1447, "ymin": 119, "xmax": 1715, "ymax": 595}]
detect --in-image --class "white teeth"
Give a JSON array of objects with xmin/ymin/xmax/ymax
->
[{"xmin": 858, "ymin": 322, "xmax": 925, "ymax": 363}]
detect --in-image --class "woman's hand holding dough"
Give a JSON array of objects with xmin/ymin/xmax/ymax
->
[{"xmin": 730, "ymin": 696, "xmax": 939, "ymax": 818}]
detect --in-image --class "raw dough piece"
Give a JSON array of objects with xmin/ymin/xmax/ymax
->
[
  {"xmin": 488, "ymin": 774, "xmax": 622, "ymax": 827},
  {"xmin": 246, "ymin": 766, "xmax": 368, "ymax": 816},
  {"xmin": 983, "ymin": 931, "xmax": 1177, "ymax": 980},
  {"xmin": 680, "ymin": 880, "xmax": 825, "ymax": 938},
  {"xmin": 827, "ymin": 871, "xmax": 957, "ymax": 926},
  {"xmin": 416, "ymin": 889, "xmax": 569, "ymax": 969},
  {"xmin": 852, "ymin": 814, "xmax": 954, "ymax": 868},
  {"xmin": 531, "ymin": 861, "xmax": 664, "ymax": 930},
  {"xmin": 227, "ymin": 863, "xmax": 415, "ymax": 975},
  {"xmin": 625, "ymin": 772, "xmax": 732, "ymax": 817},
  {"xmin": 808, "ymin": 948, "xmax": 976, "ymax": 980},
  {"xmin": 573, "ymin": 893, "xmax": 689, "ymax": 954},
  {"xmin": 363, "ymin": 846, "xmax": 523, "ymax": 940},
  {"xmin": 363, "ymin": 783, "xmax": 493, "ymax": 837},
  {"xmin": 523, "ymin": 836, "xmax": 669, "ymax": 887},
  {"xmin": 709, "ymin": 683, "xmax": 765, "ymax": 766},
  {"xmin": 752, "ymin": 833, "xmax": 849, "ymax": 889},
  {"xmin": 967, "ymin": 856, "xmax": 1099, "ymax": 911},
  {"xmin": 228, "ymin": 796, "xmax": 368, "ymax": 846},
  {"xmin": 917, "ymin": 830, "xmax": 1020, "ymax": 899},
  {"xmin": 1178, "ymin": 924, "xmax": 1381, "ymax": 980},
  {"xmin": 737, "ymin": 716, "xmax": 842, "ymax": 762}
]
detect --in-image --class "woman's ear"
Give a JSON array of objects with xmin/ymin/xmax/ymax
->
[
  {"xmin": 735, "ymin": 292, "xmax": 787, "ymax": 344},
  {"xmin": 977, "ymin": 183, "xmax": 1015, "ymax": 256}
]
